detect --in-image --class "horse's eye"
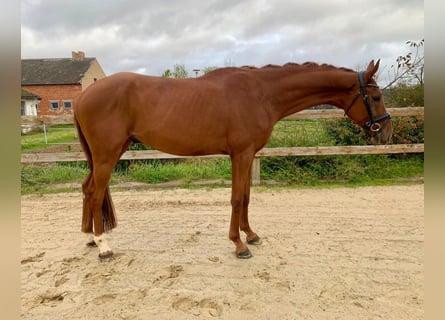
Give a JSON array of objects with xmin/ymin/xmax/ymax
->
[{"xmin": 372, "ymin": 96, "xmax": 381, "ymax": 102}]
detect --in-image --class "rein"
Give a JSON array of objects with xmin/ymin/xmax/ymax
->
[{"xmin": 344, "ymin": 71, "xmax": 391, "ymax": 133}]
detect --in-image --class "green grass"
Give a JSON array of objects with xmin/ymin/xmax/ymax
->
[
  {"xmin": 261, "ymin": 154, "xmax": 424, "ymax": 187},
  {"xmin": 127, "ymin": 158, "xmax": 232, "ymax": 184},
  {"xmin": 266, "ymin": 120, "xmax": 334, "ymax": 147},
  {"xmin": 20, "ymin": 154, "xmax": 423, "ymax": 194},
  {"xmin": 21, "ymin": 125, "xmax": 77, "ymax": 151},
  {"xmin": 21, "ymin": 163, "xmax": 89, "ymax": 194}
]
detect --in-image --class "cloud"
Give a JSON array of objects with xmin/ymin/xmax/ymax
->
[{"xmin": 21, "ymin": 0, "xmax": 424, "ymax": 80}]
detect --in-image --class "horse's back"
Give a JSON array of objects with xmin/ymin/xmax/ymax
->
[
  {"xmin": 76, "ymin": 72, "xmax": 157, "ymax": 112},
  {"xmin": 74, "ymin": 70, "xmax": 272, "ymax": 156}
]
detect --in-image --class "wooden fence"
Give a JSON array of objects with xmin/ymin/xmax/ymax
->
[{"xmin": 21, "ymin": 107, "xmax": 424, "ymax": 185}]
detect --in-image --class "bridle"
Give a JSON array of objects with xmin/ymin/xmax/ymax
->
[{"xmin": 344, "ymin": 71, "xmax": 391, "ymax": 133}]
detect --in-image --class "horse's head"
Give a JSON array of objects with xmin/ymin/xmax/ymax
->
[{"xmin": 344, "ymin": 60, "xmax": 393, "ymax": 144}]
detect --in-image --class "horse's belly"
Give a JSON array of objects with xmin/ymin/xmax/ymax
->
[{"xmin": 136, "ymin": 129, "xmax": 228, "ymax": 156}]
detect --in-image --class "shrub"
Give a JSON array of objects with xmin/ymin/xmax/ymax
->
[
  {"xmin": 261, "ymin": 112, "xmax": 424, "ymax": 185},
  {"xmin": 390, "ymin": 116, "xmax": 424, "ymax": 144},
  {"xmin": 324, "ymin": 118, "xmax": 368, "ymax": 146},
  {"xmin": 260, "ymin": 153, "xmax": 423, "ymax": 185},
  {"xmin": 324, "ymin": 116, "xmax": 423, "ymax": 146},
  {"xmin": 383, "ymin": 83, "xmax": 424, "ymax": 108}
]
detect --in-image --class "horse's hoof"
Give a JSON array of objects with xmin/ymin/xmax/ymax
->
[
  {"xmin": 236, "ymin": 249, "xmax": 253, "ymax": 259},
  {"xmin": 247, "ymin": 235, "xmax": 262, "ymax": 245},
  {"xmin": 98, "ymin": 251, "xmax": 113, "ymax": 261},
  {"xmin": 86, "ymin": 240, "xmax": 97, "ymax": 248}
]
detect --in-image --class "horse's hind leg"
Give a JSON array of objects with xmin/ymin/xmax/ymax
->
[
  {"xmin": 86, "ymin": 140, "xmax": 132, "ymax": 259},
  {"xmin": 81, "ymin": 171, "xmax": 94, "ymax": 232},
  {"xmin": 81, "ymin": 171, "xmax": 98, "ymax": 247},
  {"xmin": 82, "ymin": 163, "xmax": 112, "ymax": 250},
  {"xmin": 87, "ymin": 160, "xmax": 115, "ymax": 259}
]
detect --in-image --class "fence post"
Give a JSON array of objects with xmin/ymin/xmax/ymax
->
[
  {"xmin": 251, "ymin": 157, "xmax": 261, "ymax": 186},
  {"xmin": 43, "ymin": 123, "xmax": 48, "ymax": 144}
]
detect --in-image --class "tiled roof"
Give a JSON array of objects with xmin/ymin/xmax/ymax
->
[{"xmin": 21, "ymin": 57, "xmax": 96, "ymax": 85}]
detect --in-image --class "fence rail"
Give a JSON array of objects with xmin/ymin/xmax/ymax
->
[
  {"xmin": 21, "ymin": 107, "xmax": 424, "ymax": 184},
  {"xmin": 20, "ymin": 107, "xmax": 424, "ymax": 125}
]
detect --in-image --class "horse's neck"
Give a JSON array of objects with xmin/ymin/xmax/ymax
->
[{"xmin": 258, "ymin": 68, "xmax": 357, "ymax": 121}]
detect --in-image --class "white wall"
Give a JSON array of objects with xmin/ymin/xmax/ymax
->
[{"xmin": 21, "ymin": 99, "xmax": 38, "ymax": 116}]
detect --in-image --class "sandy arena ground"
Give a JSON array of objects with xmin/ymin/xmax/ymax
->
[{"xmin": 21, "ymin": 185, "xmax": 424, "ymax": 319}]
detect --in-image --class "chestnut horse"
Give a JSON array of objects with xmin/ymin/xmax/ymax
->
[{"xmin": 74, "ymin": 60, "xmax": 392, "ymax": 260}]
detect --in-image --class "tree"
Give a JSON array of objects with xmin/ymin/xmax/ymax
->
[
  {"xmin": 162, "ymin": 65, "xmax": 221, "ymax": 77},
  {"xmin": 382, "ymin": 39, "xmax": 424, "ymax": 108},
  {"xmin": 385, "ymin": 39, "xmax": 424, "ymax": 89},
  {"xmin": 162, "ymin": 64, "xmax": 189, "ymax": 78},
  {"xmin": 172, "ymin": 64, "xmax": 188, "ymax": 78},
  {"xmin": 161, "ymin": 69, "xmax": 172, "ymax": 78},
  {"xmin": 202, "ymin": 66, "xmax": 218, "ymax": 74}
]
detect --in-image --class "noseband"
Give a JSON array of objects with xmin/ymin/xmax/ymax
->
[{"xmin": 344, "ymin": 71, "xmax": 391, "ymax": 133}]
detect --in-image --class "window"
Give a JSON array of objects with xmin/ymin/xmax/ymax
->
[
  {"xmin": 63, "ymin": 100, "xmax": 73, "ymax": 109},
  {"xmin": 21, "ymin": 100, "xmax": 25, "ymax": 116},
  {"xmin": 50, "ymin": 100, "xmax": 60, "ymax": 110}
]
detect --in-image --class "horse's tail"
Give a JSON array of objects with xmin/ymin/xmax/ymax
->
[{"xmin": 74, "ymin": 114, "xmax": 117, "ymax": 233}]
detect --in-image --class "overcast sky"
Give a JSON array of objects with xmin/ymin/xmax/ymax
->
[{"xmin": 21, "ymin": 0, "xmax": 423, "ymax": 83}]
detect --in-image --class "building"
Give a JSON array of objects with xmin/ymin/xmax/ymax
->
[
  {"xmin": 21, "ymin": 89, "xmax": 41, "ymax": 116},
  {"xmin": 21, "ymin": 51, "xmax": 106, "ymax": 116}
]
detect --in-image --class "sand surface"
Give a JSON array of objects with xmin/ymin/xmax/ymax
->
[{"xmin": 21, "ymin": 185, "xmax": 424, "ymax": 319}]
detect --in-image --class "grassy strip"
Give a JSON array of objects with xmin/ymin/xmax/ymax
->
[
  {"xmin": 21, "ymin": 154, "xmax": 423, "ymax": 194},
  {"xmin": 261, "ymin": 154, "xmax": 424, "ymax": 186},
  {"xmin": 267, "ymin": 120, "xmax": 334, "ymax": 147},
  {"xmin": 21, "ymin": 125, "xmax": 77, "ymax": 151},
  {"xmin": 21, "ymin": 163, "xmax": 89, "ymax": 194},
  {"xmin": 20, "ymin": 120, "xmax": 423, "ymax": 195},
  {"xmin": 127, "ymin": 159, "xmax": 232, "ymax": 184}
]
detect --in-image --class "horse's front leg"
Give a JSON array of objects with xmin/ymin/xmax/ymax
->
[
  {"xmin": 229, "ymin": 151, "xmax": 258, "ymax": 259},
  {"xmin": 239, "ymin": 178, "xmax": 262, "ymax": 246},
  {"xmin": 235, "ymin": 156, "xmax": 261, "ymax": 246}
]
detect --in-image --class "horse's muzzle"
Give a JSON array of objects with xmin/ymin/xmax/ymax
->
[{"xmin": 369, "ymin": 120, "xmax": 393, "ymax": 145}]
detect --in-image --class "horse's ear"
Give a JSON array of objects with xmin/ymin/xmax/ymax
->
[{"xmin": 366, "ymin": 59, "xmax": 380, "ymax": 78}]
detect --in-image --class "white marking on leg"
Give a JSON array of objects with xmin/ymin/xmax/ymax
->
[
  {"xmin": 86, "ymin": 233, "xmax": 96, "ymax": 247},
  {"xmin": 94, "ymin": 234, "xmax": 112, "ymax": 255}
]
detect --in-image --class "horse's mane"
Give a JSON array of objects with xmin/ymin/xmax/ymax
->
[
  {"xmin": 242, "ymin": 62, "xmax": 354, "ymax": 73},
  {"xmin": 205, "ymin": 62, "xmax": 355, "ymax": 77}
]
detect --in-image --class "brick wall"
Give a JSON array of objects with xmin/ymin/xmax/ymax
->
[{"xmin": 22, "ymin": 84, "xmax": 82, "ymax": 116}]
